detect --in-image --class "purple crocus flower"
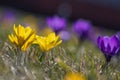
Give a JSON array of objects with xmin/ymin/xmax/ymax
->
[
  {"xmin": 46, "ymin": 15, "xmax": 67, "ymax": 33},
  {"xmin": 59, "ymin": 30, "xmax": 71, "ymax": 41},
  {"xmin": 3, "ymin": 10, "xmax": 15, "ymax": 23},
  {"xmin": 97, "ymin": 35, "xmax": 120, "ymax": 62},
  {"xmin": 72, "ymin": 19, "xmax": 92, "ymax": 40}
]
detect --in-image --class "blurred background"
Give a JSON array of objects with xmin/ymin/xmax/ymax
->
[
  {"xmin": 0, "ymin": 0, "xmax": 120, "ymax": 30},
  {"xmin": 0, "ymin": 1, "xmax": 120, "ymax": 80}
]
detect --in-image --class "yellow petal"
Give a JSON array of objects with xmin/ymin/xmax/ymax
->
[
  {"xmin": 8, "ymin": 34, "xmax": 18, "ymax": 46},
  {"xmin": 56, "ymin": 40, "xmax": 62, "ymax": 46},
  {"xmin": 14, "ymin": 24, "xmax": 18, "ymax": 36},
  {"xmin": 21, "ymin": 33, "xmax": 35, "ymax": 51},
  {"xmin": 38, "ymin": 37, "xmax": 47, "ymax": 52},
  {"xmin": 18, "ymin": 25, "xmax": 25, "ymax": 38},
  {"xmin": 25, "ymin": 27, "xmax": 33, "ymax": 39},
  {"xmin": 64, "ymin": 72, "xmax": 86, "ymax": 80}
]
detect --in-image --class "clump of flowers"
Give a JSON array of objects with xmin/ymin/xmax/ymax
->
[
  {"xmin": 97, "ymin": 35, "xmax": 120, "ymax": 62},
  {"xmin": 8, "ymin": 24, "xmax": 36, "ymax": 51},
  {"xmin": 72, "ymin": 19, "xmax": 92, "ymax": 40},
  {"xmin": 46, "ymin": 15, "xmax": 67, "ymax": 33},
  {"xmin": 34, "ymin": 32, "xmax": 62, "ymax": 52},
  {"xmin": 64, "ymin": 72, "xmax": 86, "ymax": 80}
]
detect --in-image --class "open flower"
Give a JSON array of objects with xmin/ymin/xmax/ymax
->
[
  {"xmin": 97, "ymin": 35, "xmax": 120, "ymax": 62},
  {"xmin": 34, "ymin": 32, "xmax": 62, "ymax": 52},
  {"xmin": 73, "ymin": 19, "xmax": 92, "ymax": 40},
  {"xmin": 8, "ymin": 24, "xmax": 36, "ymax": 51},
  {"xmin": 64, "ymin": 72, "xmax": 86, "ymax": 80},
  {"xmin": 46, "ymin": 15, "xmax": 66, "ymax": 33}
]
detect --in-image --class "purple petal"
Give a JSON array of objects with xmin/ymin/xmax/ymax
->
[
  {"xmin": 111, "ymin": 47, "xmax": 118, "ymax": 55},
  {"xmin": 106, "ymin": 44, "xmax": 111, "ymax": 54},
  {"xmin": 97, "ymin": 36, "xmax": 102, "ymax": 46},
  {"xmin": 73, "ymin": 19, "xmax": 93, "ymax": 39},
  {"xmin": 102, "ymin": 36, "xmax": 109, "ymax": 47},
  {"xmin": 109, "ymin": 35, "xmax": 118, "ymax": 51},
  {"xmin": 116, "ymin": 32, "xmax": 120, "ymax": 41},
  {"xmin": 46, "ymin": 17, "xmax": 52, "ymax": 26},
  {"xmin": 46, "ymin": 15, "xmax": 66, "ymax": 33},
  {"xmin": 100, "ymin": 40, "xmax": 105, "ymax": 52},
  {"xmin": 115, "ymin": 47, "xmax": 120, "ymax": 54},
  {"xmin": 59, "ymin": 30, "xmax": 70, "ymax": 40}
]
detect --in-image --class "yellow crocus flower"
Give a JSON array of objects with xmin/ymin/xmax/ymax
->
[
  {"xmin": 64, "ymin": 72, "xmax": 86, "ymax": 80},
  {"xmin": 8, "ymin": 24, "xmax": 36, "ymax": 51},
  {"xmin": 34, "ymin": 32, "xmax": 62, "ymax": 52}
]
